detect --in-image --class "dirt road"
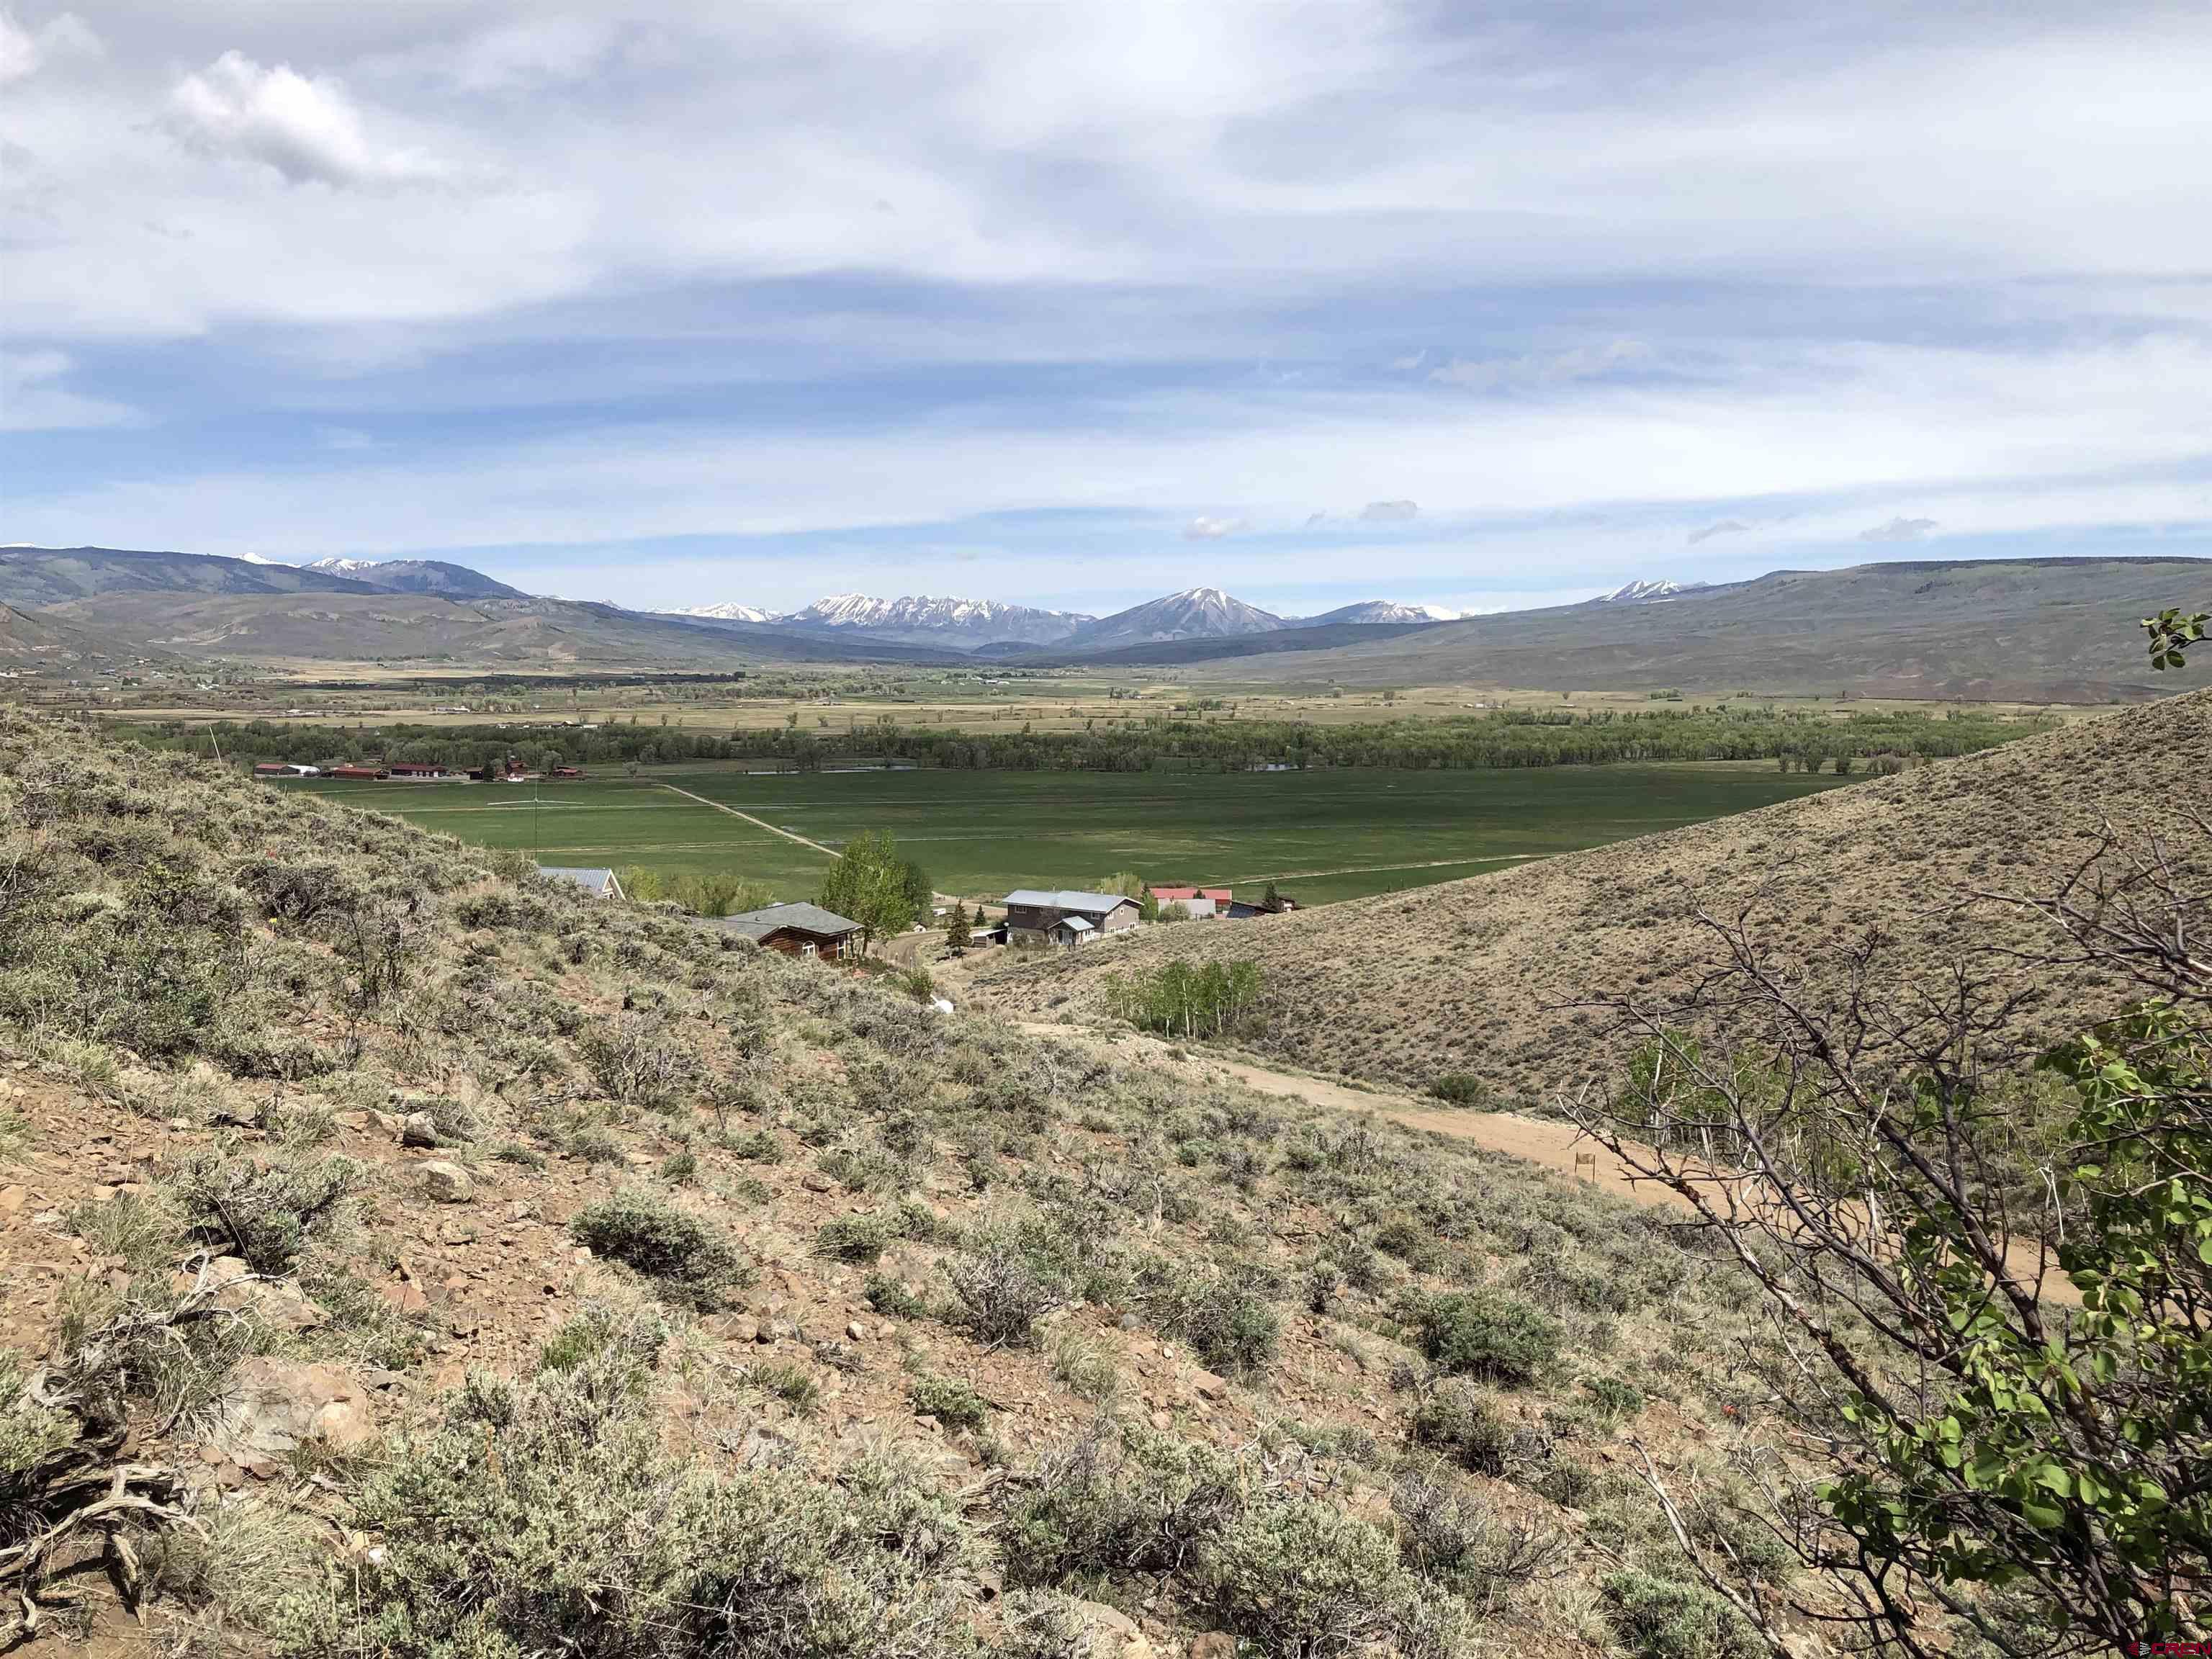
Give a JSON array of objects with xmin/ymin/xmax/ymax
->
[
  {"xmin": 1013, "ymin": 1020, "xmax": 2078, "ymax": 1303},
  {"xmin": 656, "ymin": 783, "xmax": 839, "ymax": 858}
]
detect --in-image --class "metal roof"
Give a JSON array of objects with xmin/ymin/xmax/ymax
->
[
  {"xmin": 538, "ymin": 866, "xmax": 619, "ymax": 894},
  {"xmin": 1055, "ymin": 915, "xmax": 1095, "ymax": 932},
  {"xmin": 711, "ymin": 902, "xmax": 862, "ymax": 940},
  {"xmin": 1001, "ymin": 889, "xmax": 1139, "ymax": 912}
]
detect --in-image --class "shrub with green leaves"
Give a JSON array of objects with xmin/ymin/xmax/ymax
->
[
  {"xmin": 1, "ymin": 1352, "xmax": 76, "ymax": 1513},
  {"xmin": 1412, "ymin": 1380, "xmax": 1515, "ymax": 1476},
  {"xmin": 1002, "ymin": 1424, "xmax": 1243, "ymax": 1584},
  {"xmin": 1132, "ymin": 1256, "xmax": 1281, "ymax": 1379},
  {"xmin": 863, "ymin": 1273, "xmax": 926, "ymax": 1320},
  {"xmin": 340, "ymin": 1331, "xmax": 976, "ymax": 1659},
  {"xmin": 569, "ymin": 1189, "xmax": 752, "ymax": 1308},
  {"xmin": 908, "ymin": 1372, "xmax": 989, "ymax": 1432},
  {"xmin": 1195, "ymin": 1493, "xmax": 1457, "ymax": 1659},
  {"xmin": 1426, "ymin": 1073, "xmax": 1491, "ymax": 1109},
  {"xmin": 1418, "ymin": 1290, "xmax": 1558, "ymax": 1388},
  {"xmin": 816, "ymin": 1213, "xmax": 892, "ymax": 1264}
]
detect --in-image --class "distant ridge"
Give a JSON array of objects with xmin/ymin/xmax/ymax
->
[
  {"xmin": 1143, "ymin": 556, "xmax": 2212, "ymax": 701},
  {"xmin": 302, "ymin": 556, "xmax": 525, "ymax": 599},
  {"xmin": 0, "ymin": 546, "xmax": 379, "ymax": 607}
]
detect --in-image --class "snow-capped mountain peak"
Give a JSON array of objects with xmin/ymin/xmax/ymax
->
[
  {"xmin": 1595, "ymin": 578, "xmax": 1707, "ymax": 605},
  {"xmin": 1302, "ymin": 600, "xmax": 1461, "ymax": 626},
  {"xmin": 780, "ymin": 593, "xmax": 1094, "ymax": 647},
  {"xmin": 674, "ymin": 601, "xmax": 778, "ymax": 624}
]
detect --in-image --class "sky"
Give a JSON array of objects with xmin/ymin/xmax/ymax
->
[{"xmin": 5, "ymin": 1, "xmax": 2212, "ymax": 619}]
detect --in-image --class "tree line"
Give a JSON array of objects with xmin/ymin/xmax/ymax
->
[{"xmin": 127, "ymin": 703, "xmax": 2059, "ymax": 779}]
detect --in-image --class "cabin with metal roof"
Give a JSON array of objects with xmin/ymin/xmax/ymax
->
[{"xmin": 706, "ymin": 902, "xmax": 863, "ymax": 961}]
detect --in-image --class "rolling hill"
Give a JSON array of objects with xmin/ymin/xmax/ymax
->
[
  {"xmin": 972, "ymin": 686, "xmax": 2212, "ymax": 1100},
  {"xmin": 40, "ymin": 592, "xmax": 956, "ymax": 668},
  {"xmin": 0, "ymin": 703, "xmax": 1794, "ymax": 1655},
  {"xmin": 1148, "ymin": 557, "xmax": 2212, "ymax": 701},
  {"xmin": 0, "ymin": 544, "xmax": 377, "ymax": 606}
]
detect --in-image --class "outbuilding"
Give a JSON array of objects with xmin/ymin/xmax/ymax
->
[{"xmin": 537, "ymin": 866, "xmax": 626, "ymax": 901}]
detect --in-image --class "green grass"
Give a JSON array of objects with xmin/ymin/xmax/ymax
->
[{"xmin": 296, "ymin": 763, "xmax": 1847, "ymax": 907}]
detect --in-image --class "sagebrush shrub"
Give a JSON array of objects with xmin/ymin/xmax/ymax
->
[
  {"xmin": 1419, "ymin": 1290, "xmax": 1559, "ymax": 1387},
  {"xmin": 1412, "ymin": 1380, "xmax": 1515, "ymax": 1476},
  {"xmin": 166, "ymin": 1151, "xmax": 362, "ymax": 1274},
  {"xmin": 950, "ymin": 1238, "xmax": 1066, "ymax": 1348},
  {"xmin": 907, "ymin": 1372, "xmax": 989, "ymax": 1432},
  {"xmin": 569, "ymin": 1190, "xmax": 751, "ymax": 1308},
  {"xmin": 1599, "ymin": 1570, "xmax": 1763, "ymax": 1659},
  {"xmin": 342, "ymin": 1334, "xmax": 976, "ymax": 1659},
  {"xmin": 816, "ymin": 1213, "xmax": 891, "ymax": 1264}
]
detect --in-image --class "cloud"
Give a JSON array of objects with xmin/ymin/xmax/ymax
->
[
  {"xmin": 0, "ymin": 350, "xmax": 136, "ymax": 431},
  {"xmin": 1857, "ymin": 516, "xmax": 1939, "ymax": 543},
  {"xmin": 0, "ymin": 9, "xmax": 96, "ymax": 82},
  {"xmin": 1687, "ymin": 518, "xmax": 1749, "ymax": 545},
  {"xmin": 1183, "ymin": 515, "xmax": 1244, "ymax": 539},
  {"xmin": 163, "ymin": 52, "xmax": 439, "ymax": 186},
  {"xmin": 1359, "ymin": 500, "xmax": 1419, "ymax": 522},
  {"xmin": 1429, "ymin": 339, "xmax": 1647, "ymax": 393},
  {"xmin": 1304, "ymin": 511, "xmax": 1329, "ymax": 526}
]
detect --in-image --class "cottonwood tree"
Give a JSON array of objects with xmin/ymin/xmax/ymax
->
[{"xmin": 817, "ymin": 829, "xmax": 919, "ymax": 956}]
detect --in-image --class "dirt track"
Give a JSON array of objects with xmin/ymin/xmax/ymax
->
[{"xmin": 1013, "ymin": 1020, "xmax": 2078, "ymax": 1303}]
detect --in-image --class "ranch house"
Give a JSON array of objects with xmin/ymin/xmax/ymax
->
[
  {"xmin": 711, "ymin": 902, "xmax": 863, "ymax": 960},
  {"xmin": 1001, "ymin": 889, "xmax": 1141, "ymax": 948}
]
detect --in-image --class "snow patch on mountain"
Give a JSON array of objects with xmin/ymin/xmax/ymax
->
[{"xmin": 1594, "ymin": 579, "xmax": 1707, "ymax": 605}]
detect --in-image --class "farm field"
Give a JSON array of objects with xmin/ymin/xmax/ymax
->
[{"xmin": 295, "ymin": 760, "xmax": 1849, "ymax": 907}]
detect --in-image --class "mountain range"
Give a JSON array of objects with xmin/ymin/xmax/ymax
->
[
  {"xmin": 662, "ymin": 587, "xmax": 1460, "ymax": 649},
  {"xmin": 0, "ymin": 544, "xmax": 2201, "ymax": 697}
]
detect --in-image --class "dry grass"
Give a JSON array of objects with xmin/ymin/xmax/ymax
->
[{"xmin": 975, "ymin": 688, "xmax": 2212, "ymax": 1103}]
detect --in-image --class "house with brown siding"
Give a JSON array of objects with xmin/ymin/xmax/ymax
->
[{"xmin": 709, "ymin": 902, "xmax": 863, "ymax": 960}]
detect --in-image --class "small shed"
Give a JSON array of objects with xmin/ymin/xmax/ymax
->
[
  {"xmin": 709, "ymin": 902, "xmax": 863, "ymax": 961},
  {"xmin": 538, "ymin": 866, "xmax": 626, "ymax": 901}
]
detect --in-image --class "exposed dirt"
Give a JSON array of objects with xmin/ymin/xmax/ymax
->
[{"xmin": 1015, "ymin": 1022, "xmax": 2080, "ymax": 1303}]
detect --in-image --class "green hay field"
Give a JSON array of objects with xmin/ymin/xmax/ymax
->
[{"xmin": 291, "ymin": 761, "xmax": 1848, "ymax": 907}]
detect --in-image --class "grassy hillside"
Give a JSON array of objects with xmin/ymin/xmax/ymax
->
[
  {"xmin": 1167, "ymin": 557, "xmax": 2212, "ymax": 701},
  {"xmin": 0, "ymin": 707, "xmax": 1845, "ymax": 1657},
  {"xmin": 973, "ymin": 688, "xmax": 2212, "ymax": 1101}
]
